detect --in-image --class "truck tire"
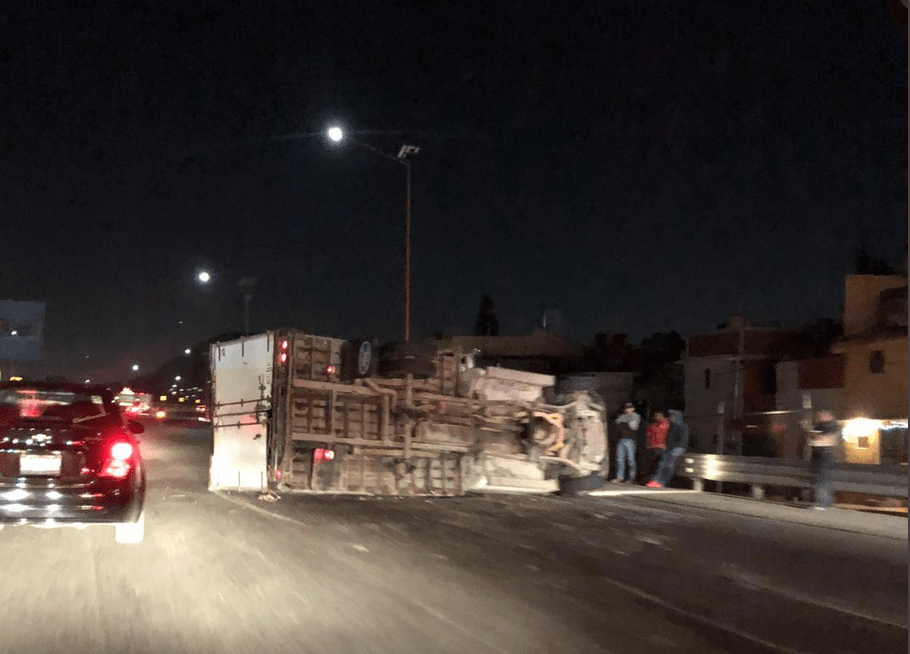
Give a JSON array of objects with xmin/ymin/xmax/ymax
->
[
  {"xmin": 541, "ymin": 385, "xmax": 574, "ymax": 405},
  {"xmin": 380, "ymin": 341, "xmax": 437, "ymax": 360},
  {"xmin": 378, "ymin": 341, "xmax": 437, "ymax": 380},
  {"xmin": 380, "ymin": 356, "xmax": 436, "ymax": 379},
  {"xmin": 557, "ymin": 472, "xmax": 604, "ymax": 496},
  {"xmin": 554, "ymin": 374, "xmax": 601, "ymax": 395}
]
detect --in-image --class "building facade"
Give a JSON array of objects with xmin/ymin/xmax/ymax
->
[
  {"xmin": 832, "ymin": 275, "xmax": 908, "ymax": 465},
  {"xmin": 684, "ymin": 315, "xmax": 813, "ymax": 453}
]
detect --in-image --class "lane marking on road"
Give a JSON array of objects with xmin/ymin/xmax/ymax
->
[
  {"xmin": 725, "ymin": 568, "xmax": 908, "ymax": 630},
  {"xmin": 601, "ymin": 577, "xmax": 813, "ymax": 654}
]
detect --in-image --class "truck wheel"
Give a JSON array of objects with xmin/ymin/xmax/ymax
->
[
  {"xmin": 341, "ymin": 338, "xmax": 380, "ymax": 379},
  {"xmin": 554, "ymin": 374, "xmax": 601, "ymax": 394},
  {"xmin": 557, "ymin": 473, "xmax": 604, "ymax": 496},
  {"xmin": 380, "ymin": 357, "xmax": 436, "ymax": 379},
  {"xmin": 380, "ymin": 341, "xmax": 437, "ymax": 360},
  {"xmin": 379, "ymin": 341, "xmax": 437, "ymax": 379}
]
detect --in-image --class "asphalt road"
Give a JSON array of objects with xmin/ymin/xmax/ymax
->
[{"xmin": 0, "ymin": 424, "xmax": 905, "ymax": 654}]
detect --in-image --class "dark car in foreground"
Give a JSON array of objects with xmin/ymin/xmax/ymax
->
[{"xmin": 0, "ymin": 381, "xmax": 146, "ymax": 543}]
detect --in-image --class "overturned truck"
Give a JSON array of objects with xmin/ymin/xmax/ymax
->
[{"xmin": 208, "ymin": 330, "xmax": 608, "ymax": 496}]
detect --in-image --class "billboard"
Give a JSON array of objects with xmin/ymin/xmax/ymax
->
[{"xmin": 0, "ymin": 300, "xmax": 46, "ymax": 362}]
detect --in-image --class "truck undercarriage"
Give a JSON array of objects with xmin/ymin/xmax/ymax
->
[{"xmin": 210, "ymin": 331, "xmax": 608, "ymax": 496}]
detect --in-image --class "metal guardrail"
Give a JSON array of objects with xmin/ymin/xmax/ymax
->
[{"xmin": 679, "ymin": 453, "xmax": 908, "ymax": 499}]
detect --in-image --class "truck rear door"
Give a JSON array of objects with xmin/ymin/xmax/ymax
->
[{"xmin": 208, "ymin": 333, "xmax": 274, "ymax": 490}]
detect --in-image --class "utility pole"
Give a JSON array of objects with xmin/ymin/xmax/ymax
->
[{"xmin": 731, "ymin": 324, "xmax": 745, "ymax": 456}]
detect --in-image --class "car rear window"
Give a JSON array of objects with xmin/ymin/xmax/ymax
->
[{"xmin": 0, "ymin": 389, "xmax": 110, "ymax": 422}]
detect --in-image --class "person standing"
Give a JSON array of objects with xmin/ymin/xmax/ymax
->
[
  {"xmin": 612, "ymin": 402, "xmax": 640, "ymax": 483},
  {"xmin": 807, "ymin": 410, "xmax": 840, "ymax": 509},
  {"xmin": 642, "ymin": 411, "xmax": 670, "ymax": 482},
  {"xmin": 647, "ymin": 409, "xmax": 689, "ymax": 488}
]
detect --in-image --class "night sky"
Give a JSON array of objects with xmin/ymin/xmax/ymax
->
[{"xmin": 1, "ymin": 1, "xmax": 907, "ymax": 382}]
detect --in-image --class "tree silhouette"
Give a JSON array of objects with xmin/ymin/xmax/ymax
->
[{"xmin": 474, "ymin": 293, "xmax": 500, "ymax": 336}]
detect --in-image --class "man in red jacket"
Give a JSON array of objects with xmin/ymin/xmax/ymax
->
[{"xmin": 642, "ymin": 412, "xmax": 669, "ymax": 483}]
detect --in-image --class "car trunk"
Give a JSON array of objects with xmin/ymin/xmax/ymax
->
[{"xmin": 0, "ymin": 421, "xmax": 99, "ymax": 482}]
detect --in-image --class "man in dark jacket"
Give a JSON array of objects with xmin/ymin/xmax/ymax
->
[
  {"xmin": 647, "ymin": 409, "xmax": 689, "ymax": 488},
  {"xmin": 612, "ymin": 402, "xmax": 640, "ymax": 483}
]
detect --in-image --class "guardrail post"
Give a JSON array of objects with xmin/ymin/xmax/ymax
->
[{"xmin": 751, "ymin": 484, "xmax": 765, "ymax": 500}]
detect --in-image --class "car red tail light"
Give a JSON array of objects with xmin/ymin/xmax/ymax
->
[
  {"xmin": 99, "ymin": 440, "xmax": 135, "ymax": 479},
  {"xmin": 111, "ymin": 442, "xmax": 133, "ymax": 460}
]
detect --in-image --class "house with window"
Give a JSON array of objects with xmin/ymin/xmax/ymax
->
[
  {"xmin": 683, "ymin": 315, "xmax": 824, "ymax": 454},
  {"xmin": 831, "ymin": 275, "xmax": 908, "ymax": 464},
  {"xmin": 772, "ymin": 355, "xmax": 845, "ymax": 459}
]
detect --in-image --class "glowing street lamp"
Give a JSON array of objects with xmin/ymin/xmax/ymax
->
[
  {"xmin": 197, "ymin": 270, "xmax": 212, "ymax": 284},
  {"xmin": 131, "ymin": 364, "xmax": 140, "ymax": 372},
  {"xmin": 327, "ymin": 126, "xmax": 344, "ymax": 143}
]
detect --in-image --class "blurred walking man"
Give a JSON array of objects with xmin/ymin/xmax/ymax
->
[{"xmin": 808, "ymin": 410, "xmax": 840, "ymax": 509}]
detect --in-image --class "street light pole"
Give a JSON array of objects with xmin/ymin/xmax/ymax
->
[{"xmin": 328, "ymin": 127, "xmax": 419, "ymax": 341}]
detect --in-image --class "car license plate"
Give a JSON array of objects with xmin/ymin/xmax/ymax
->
[{"xmin": 20, "ymin": 453, "xmax": 62, "ymax": 475}]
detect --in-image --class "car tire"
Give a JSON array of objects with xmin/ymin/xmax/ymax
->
[{"xmin": 114, "ymin": 511, "xmax": 145, "ymax": 544}]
